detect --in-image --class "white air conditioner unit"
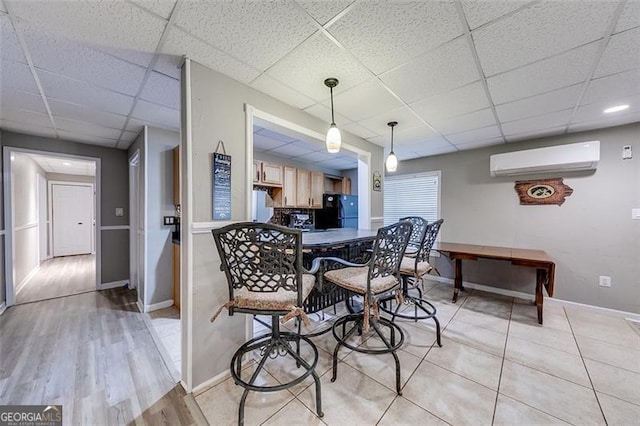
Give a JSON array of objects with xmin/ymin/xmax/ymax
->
[{"xmin": 490, "ymin": 141, "xmax": 600, "ymax": 177}]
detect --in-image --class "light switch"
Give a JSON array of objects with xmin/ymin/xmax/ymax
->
[
  {"xmin": 115, "ymin": 208, "xmax": 124, "ymax": 217},
  {"xmin": 632, "ymin": 208, "xmax": 640, "ymax": 220},
  {"xmin": 623, "ymin": 145, "xmax": 632, "ymax": 159}
]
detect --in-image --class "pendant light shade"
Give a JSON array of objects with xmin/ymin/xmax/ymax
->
[
  {"xmin": 324, "ymin": 78, "xmax": 341, "ymax": 153},
  {"xmin": 385, "ymin": 121, "xmax": 398, "ymax": 172}
]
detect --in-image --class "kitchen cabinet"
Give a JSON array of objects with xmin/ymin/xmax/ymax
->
[
  {"xmin": 296, "ymin": 169, "xmax": 324, "ymax": 208},
  {"xmin": 341, "ymin": 177, "xmax": 351, "ymax": 195},
  {"xmin": 253, "ymin": 160, "xmax": 283, "ymax": 186},
  {"xmin": 282, "ymin": 166, "xmax": 297, "ymax": 207}
]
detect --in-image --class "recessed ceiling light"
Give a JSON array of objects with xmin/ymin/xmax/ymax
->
[
  {"xmin": 603, "ymin": 104, "xmax": 629, "ymax": 114},
  {"xmin": 63, "ymin": 161, "xmax": 72, "ymax": 166}
]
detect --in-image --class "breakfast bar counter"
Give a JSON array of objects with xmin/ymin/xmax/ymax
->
[{"xmin": 301, "ymin": 228, "xmax": 378, "ymax": 249}]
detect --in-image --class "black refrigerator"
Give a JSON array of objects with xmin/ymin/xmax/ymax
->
[{"xmin": 315, "ymin": 194, "xmax": 358, "ymax": 229}]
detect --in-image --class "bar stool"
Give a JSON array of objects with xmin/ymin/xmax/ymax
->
[
  {"xmin": 380, "ymin": 219, "xmax": 444, "ymax": 347},
  {"xmin": 211, "ymin": 222, "xmax": 323, "ymax": 426},
  {"xmin": 313, "ymin": 221, "xmax": 412, "ymax": 394}
]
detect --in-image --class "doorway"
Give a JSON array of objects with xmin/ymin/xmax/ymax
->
[{"xmin": 3, "ymin": 147, "xmax": 100, "ymax": 306}]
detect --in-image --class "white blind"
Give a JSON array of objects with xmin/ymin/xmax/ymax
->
[{"xmin": 384, "ymin": 171, "xmax": 440, "ymax": 226}]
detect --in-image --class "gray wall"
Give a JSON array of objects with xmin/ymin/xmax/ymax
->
[
  {"xmin": 1, "ymin": 130, "xmax": 130, "ymax": 287},
  {"xmin": 184, "ymin": 60, "xmax": 384, "ymax": 388},
  {"xmin": 12, "ymin": 152, "xmax": 45, "ymax": 290},
  {"xmin": 145, "ymin": 126, "xmax": 179, "ymax": 307},
  {"xmin": 391, "ymin": 123, "xmax": 640, "ymax": 313}
]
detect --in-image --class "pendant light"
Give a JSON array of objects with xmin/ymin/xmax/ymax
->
[
  {"xmin": 385, "ymin": 121, "xmax": 398, "ymax": 172},
  {"xmin": 324, "ymin": 78, "xmax": 341, "ymax": 153}
]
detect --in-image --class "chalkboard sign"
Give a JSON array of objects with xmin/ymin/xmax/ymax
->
[{"xmin": 212, "ymin": 152, "xmax": 231, "ymax": 220}]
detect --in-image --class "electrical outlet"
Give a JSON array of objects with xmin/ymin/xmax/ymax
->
[
  {"xmin": 599, "ymin": 276, "xmax": 611, "ymax": 287},
  {"xmin": 622, "ymin": 145, "xmax": 632, "ymax": 159},
  {"xmin": 115, "ymin": 207, "xmax": 124, "ymax": 217}
]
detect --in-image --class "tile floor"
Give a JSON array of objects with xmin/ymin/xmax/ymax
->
[
  {"xmin": 144, "ymin": 306, "xmax": 181, "ymax": 382},
  {"xmin": 195, "ymin": 281, "xmax": 640, "ymax": 425}
]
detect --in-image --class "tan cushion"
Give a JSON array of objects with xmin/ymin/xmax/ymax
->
[
  {"xmin": 324, "ymin": 267, "xmax": 399, "ymax": 295},
  {"xmin": 399, "ymin": 256, "xmax": 432, "ymax": 277},
  {"xmin": 233, "ymin": 274, "xmax": 315, "ymax": 311}
]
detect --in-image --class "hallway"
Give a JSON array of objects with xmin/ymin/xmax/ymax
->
[
  {"xmin": 0, "ymin": 287, "xmax": 204, "ymax": 425},
  {"xmin": 16, "ymin": 254, "xmax": 96, "ymax": 305}
]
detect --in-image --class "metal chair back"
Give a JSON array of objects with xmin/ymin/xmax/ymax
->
[
  {"xmin": 415, "ymin": 219, "xmax": 444, "ymax": 264},
  {"xmin": 368, "ymin": 221, "xmax": 413, "ymax": 285}
]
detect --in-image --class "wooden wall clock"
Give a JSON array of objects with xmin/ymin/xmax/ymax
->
[{"xmin": 514, "ymin": 178, "xmax": 573, "ymax": 206}]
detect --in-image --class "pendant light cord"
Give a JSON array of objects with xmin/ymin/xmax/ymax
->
[
  {"xmin": 390, "ymin": 125, "xmax": 394, "ymax": 152},
  {"xmin": 330, "ymin": 86, "xmax": 335, "ymax": 124}
]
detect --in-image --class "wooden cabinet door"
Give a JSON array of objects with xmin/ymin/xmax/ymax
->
[
  {"xmin": 341, "ymin": 177, "xmax": 351, "ymax": 195},
  {"xmin": 296, "ymin": 169, "xmax": 311, "ymax": 207},
  {"xmin": 283, "ymin": 167, "xmax": 297, "ymax": 207},
  {"xmin": 262, "ymin": 163, "xmax": 283, "ymax": 185},
  {"xmin": 310, "ymin": 171, "xmax": 324, "ymax": 208}
]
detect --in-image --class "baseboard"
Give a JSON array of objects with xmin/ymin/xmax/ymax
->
[
  {"xmin": 546, "ymin": 297, "xmax": 640, "ymax": 322},
  {"xmin": 192, "ymin": 369, "xmax": 233, "ymax": 396},
  {"xmin": 428, "ymin": 276, "xmax": 535, "ymax": 301},
  {"xmin": 145, "ymin": 299, "xmax": 174, "ymax": 313},
  {"xmin": 15, "ymin": 265, "xmax": 40, "ymax": 295},
  {"xmin": 428, "ymin": 276, "xmax": 640, "ymax": 321},
  {"xmin": 99, "ymin": 280, "xmax": 129, "ymax": 290},
  {"xmin": 0, "ymin": 302, "xmax": 7, "ymax": 316},
  {"xmin": 136, "ymin": 301, "xmax": 144, "ymax": 313}
]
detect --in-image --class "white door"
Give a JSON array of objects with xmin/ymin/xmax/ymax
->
[{"xmin": 52, "ymin": 184, "xmax": 93, "ymax": 256}]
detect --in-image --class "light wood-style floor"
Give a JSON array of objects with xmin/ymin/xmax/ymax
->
[
  {"xmin": 0, "ymin": 287, "xmax": 205, "ymax": 425},
  {"xmin": 16, "ymin": 254, "xmax": 96, "ymax": 305}
]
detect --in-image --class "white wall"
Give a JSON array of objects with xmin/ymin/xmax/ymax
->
[
  {"xmin": 12, "ymin": 152, "xmax": 45, "ymax": 291},
  {"xmin": 182, "ymin": 60, "xmax": 385, "ymax": 390},
  {"xmin": 393, "ymin": 123, "xmax": 640, "ymax": 313}
]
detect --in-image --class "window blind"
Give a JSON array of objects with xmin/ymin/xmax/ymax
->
[{"xmin": 384, "ymin": 171, "xmax": 440, "ymax": 226}]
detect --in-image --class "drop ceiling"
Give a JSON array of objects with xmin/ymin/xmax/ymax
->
[
  {"xmin": 27, "ymin": 152, "xmax": 96, "ymax": 176},
  {"xmin": 0, "ymin": 0, "xmax": 638, "ymax": 161}
]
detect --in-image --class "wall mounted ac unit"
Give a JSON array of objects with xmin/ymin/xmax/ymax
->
[{"xmin": 490, "ymin": 141, "xmax": 600, "ymax": 177}]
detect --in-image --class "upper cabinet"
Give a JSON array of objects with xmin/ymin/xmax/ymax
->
[
  {"xmin": 295, "ymin": 169, "xmax": 324, "ymax": 208},
  {"xmin": 282, "ymin": 167, "xmax": 297, "ymax": 208},
  {"xmin": 253, "ymin": 160, "xmax": 283, "ymax": 186}
]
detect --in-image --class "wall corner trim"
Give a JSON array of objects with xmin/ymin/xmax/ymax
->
[{"xmin": 145, "ymin": 299, "xmax": 174, "ymax": 313}]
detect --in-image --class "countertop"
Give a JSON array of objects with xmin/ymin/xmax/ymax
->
[{"xmin": 302, "ymin": 228, "xmax": 378, "ymax": 248}]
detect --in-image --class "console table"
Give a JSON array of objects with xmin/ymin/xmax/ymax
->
[{"xmin": 433, "ymin": 242, "xmax": 555, "ymax": 325}]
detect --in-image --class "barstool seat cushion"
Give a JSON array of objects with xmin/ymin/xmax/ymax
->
[
  {"xmin": 233, "ymin": 273, "xmax": 315, "ymax": 311},
  {"xmin": 399, "ymin": 256, "xmax": 432, "ymax": 277},
  {"xmin": 324, "ymin": 267, "xmax": 399, "ymax": 295}
]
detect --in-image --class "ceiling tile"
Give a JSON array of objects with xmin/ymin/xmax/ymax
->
[
  {"xmin": 367, "ymin": 126, "xmax": 443, "ymax": 148},
  {"xmin": 0, "ymin": 119, "xmax": 57, "ymax": 138},
  {"xmin": 290, "ymin": 139, "xmax": 323, "ymax": 152},
  {"xmin": 295, "ymin": 150, "xmax": 335, "ymax": 163},
  {"xmin": 173, "ymin": 1, "xmax": 318, "ymax": 70},
  {"xmin": 1, "ymin": 14, "xmax": 25, "ymax": 62},
  {"xmin": 505, "ymin": 126, "xmax": 566, "ymax": 142},
  {"xmin": 57, "ymin": 129, "xmax": 118, "ymax": 147},
  {"xmin": 357, "ymin": 106, "xmax": 425, "ymax": 136},
  {"xmin": 47, "ymin": 99, "xmax": 127, "ymax": 129},
  {"xmin": 302, "ymin": 103, "xmax": 352, "ymax": 127},
  {"xmin": 615, "ymin": 0, "xmax": 640, "ymax": 33},
  {"xmin": 266, "ymin": 32, "xmax": 372, "ymax": 102},
  {"xmin": 0, "ymin": 3, "xmax": 6, "ymax": 13},
  {"xmin": 413, "ymin": 143, "xmax": 457, "ymax": 158},
  {"xmin": 131, "ymin": 99, "xmax": 180, "ymax": 129},
  {"xmin": 410, "ymin": 81, "xmax": 490, "ymax": 123},
  {"xmin": 17, "ymin": 25, "xmax": 147, "ymax": 96},
  {"xmin": 255, "ymin": 127, "xmax": 297, "ymax": 143},
  {"xmin": 502, "ymin": 109, "xmax": 573, "ymax": 136},
  {"xmin": 582, "ymin": 68, "xmax": 640, "ymax": 106},
  {"xmin": 154, "ymin": 53, "xmax": 182, "ymax": 79},
  {"xmin": 573, "ymin": 93, "xmax": 640, "ymax": 123},
  {"xmin": 460, "ymin": 0, "xmax": 532, "ymax": 30},
  {"xmin": 455, "ymin": 137, "xmax": 505, "ymax": 151},
  {"xmin": 1, "ymin": 88, "xmax": 46, "ymax": 113},
  {"xmin": 1, "ymin": 59, "xmax": 39, "ymax": 93},
  {"xmin": 473, "ymin": 0, "xmax": 618, "ymax": 76},
  {"xmin": 593, "ymin": 27, "xmax": 640, "ymax": 78},
  {"xmin": 37, "ymin": 69, "xmax": 135, "ymax": 114},
  {"xmin": 429, "ymin": 107, "xmax": 496, "ymax": 135},
  {"xmin": 55, "ymin": 117, "xmax": 122, "ymax": 140},
  {"xmin": 380, "ymin": 37, "xmax": 480, "ymax": 104},
  {"xmin": 332, "ymin": 79, "xmax": 404, "ymax": 122},
  {"xmin": 495, "ymin": 84, "xmax": 583, "ymax": 122},
  {"xmin": 296, "ymin": 0, "xmax": 354, "ymax": 25},
  {"xmin": 9, "ymin": 1, "xmax": 166, "ymax": 56},
  {"xmin": 445, "ymin": 125, "xmax": 503, "ymax": 145},
  {"xmin": 129, "ymin": 0, "xmax": 177, "ymax": 19},
  {"xmin": 250, "ymin": 73, "xmax": 315, "ymax": 110},
  {"xmin": 253, "ymin": 132, "xmax": 288, "ymax": 151},
  {"xmin": 270, "ymin": 142, "xmax": 317, "ymax": 157},
  {"xmin": 340, "ymin": 121, "xmax": 379, "ymax": 139},
  {"xmin": 328, "ymin": 0, "xmax": 463, "ymax": 74},
  {"xmin": 1, "ymin": 107, "xmax": 52, "ymax": 128},
  {"xmin": 487, "ymin": 42, "xmax": 599, "ymax": 104},
  {"xmin": 161, "ymin": 26, "xmax": 260, "ymax": 84},
  {"xmin": 568, "ymin": 110, "xmax": 640, "ymax": 133},
  {"xmin": 140, "ymin": 71, "xmax": 180, "ymax": 109}
]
